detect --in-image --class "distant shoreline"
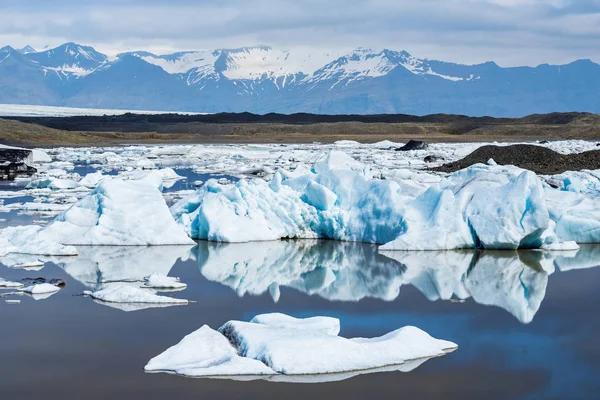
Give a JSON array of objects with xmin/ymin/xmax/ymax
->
[{"xmin": 1, "ymin": 111, "xmax": 599, "ymax": 147}]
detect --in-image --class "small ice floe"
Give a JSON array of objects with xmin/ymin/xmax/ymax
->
[
  {"xmin": 141, "ymin": 274, "xmax": 187, "ymax": 290},
  {"xmin": 14, "ymin": 283, "xmax": 63, "ymax": 300},
  {"xmin": 18, "ymin": 283, "xmax": 62, "ymax": 295},
  {"xmin": 0, "ymin": 277, "xmax": 24, "ymax": 288},
  {"xmin": 5, "ymin": 299, "xmax": 21, "ymax": 304},
  {"xmin": 83, "ymin": 285, "xmax": 188, "ymax": 312},
  {"xmin": 145, "ymin": 313, "xmax": 456, "ymax": 382},
  {"xmin": 11, "ymin": 260, "xmax": 45, "ymax": 271}
]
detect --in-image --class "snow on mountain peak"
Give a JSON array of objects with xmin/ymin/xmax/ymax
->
[
  {"xmin": 27, "ymin": 42, "xmax": 108, "ymax": 78},
  {"xmin": 17, "ymin": 45, "xmax": 36, "ymax": 54}
]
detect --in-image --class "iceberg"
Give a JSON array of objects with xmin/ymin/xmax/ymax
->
[
  {"xmin": 145, "ymin": 313, "xmax": 456, "ymax": 381},
  {"xmin": 41, "ymin": 178, "xmax": 194, "ymax": 246},
  {"xmin": 0, "ymin": 178, "xmax": 194, "ymax": 254},
  {"xmin": 173, "ymin": 152, "xmax": 579, "ymax": 250}
]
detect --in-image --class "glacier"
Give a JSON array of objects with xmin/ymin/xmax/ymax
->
[{"xmin": 145, "ymin": 313, "xmax": 456, "ymax": 381}]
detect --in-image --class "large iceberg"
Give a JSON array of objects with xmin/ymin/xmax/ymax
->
[
  {"xmin": 145, "ymin": 313, "xmax": 456, "ymax": 381},
  {"xmin": 172, "ymin": 151, "xmax": 583, "ymax": 250},
  {"xmin": 0, "ymin": 177, "xmax": 194, "ymax": 255},
  {"xmin": 41, "ymin": 178, "xmax": 193, "ymax": 246}
]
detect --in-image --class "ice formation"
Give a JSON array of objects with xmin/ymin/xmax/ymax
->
[
  {"xmin": 83, "ymin": 285, "xmax": 188, "ymax": 306},
  {"xmin": 173, "ymin": 151, "xmax": 587, "ymax": 250},
  {"xmin": 142, "ymin": 274, "xmax": 187, "ymax": 290},
  {"xmin": 145, "ymin": 313, "xmax": 456, "ymax": 380},
  {"xmin": 0, "ymin": 277, "xmax": 24, "ymax": 288},
  {"xmin": 18, "ymin": 283, "xmax": 61, "ymax": 295},
  {"xmin": 4, "ymin": 141, "xmax": 600, "ymax": 253},
  {"xmin": 0, "ymin": 177, "xmax": 193, "ymax": 255}
]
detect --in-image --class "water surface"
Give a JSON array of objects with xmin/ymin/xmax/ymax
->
[{"xmin": 1, "ymin": 242, "xmax": 599, "ymax": 399}]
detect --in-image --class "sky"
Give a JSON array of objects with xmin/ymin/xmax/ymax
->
[{"xmin": 1, "ymin": 0, "xmax": 599, "ymax": 67}]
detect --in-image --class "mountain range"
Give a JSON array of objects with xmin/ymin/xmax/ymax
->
[{"xmin": 1, "ymin": 42, "xmax": 599, "ymax": 116}]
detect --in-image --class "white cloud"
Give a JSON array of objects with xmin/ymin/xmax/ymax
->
[{"xmin": 0, "ymin": 0, "xmax": 598, "ymax": 66}]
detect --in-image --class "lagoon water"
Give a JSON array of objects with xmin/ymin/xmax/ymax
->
[{"xmin": 1, "ymin": 241, "xmax": 599, "ymax": 399}]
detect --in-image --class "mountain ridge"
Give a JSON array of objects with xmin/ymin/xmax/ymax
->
[{"xmin": 1, "ymin": 42, "xmax": 599, "ymax": 117}]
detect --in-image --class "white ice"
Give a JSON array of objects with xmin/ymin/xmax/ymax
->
[
  {"xmin": 83, "ymin": 285, "xmax": 188, "ymax": 307},
  {"xmin": 0, "ymin": 277, "xmax": 23, "ymax": 288},
  {"xmin": 18, "ymin": 283, "xmax": 61, "ymax": 295},
  {"xmin": 145, "ymin": 313, "xmax": 456, "ymax": 380},
  {"xmin": 142, "ymin": 274, "xmax": 187, "ymax": 290}
]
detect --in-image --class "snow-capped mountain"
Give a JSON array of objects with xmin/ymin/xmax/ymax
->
[
  {"xmin": 1, "ymin": 43, "xmax": 599, "ymax": 116},
  {"xmin": 27, "ymin": 42, "xmax": 108, "ymax": 78},
  {"xmin": 17, "ymin": 45, "xmax": 36, "ymax": 55}
]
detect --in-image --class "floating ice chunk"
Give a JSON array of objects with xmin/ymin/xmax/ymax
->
[
  {"xmin": 145, "ymin": 325, "xmax": 276, "ymax": 377},
  {"xmin": 371, "ymin": 140, "xmax": 400, "ymax": 149},
  {"xmin": 79, "ymin": 171, "xmax": 107, "ymax": 188},
  {"xmin": 250, "ymin": 313, "xmax": 340, "ymax": 336},
  {"xmin": 333, "ymin": 140, "xmax": 361, "ymax": 147},
  {"xmin": 26, "ymin": 178, "xmax": 82, "ymax": 190},
  {"xmin": 0, "ymin": 278, "xmax": 24, "ymax": 288},
  {"xmin": 84, "ymin": 285, "xmax": 188, "ymax": 306},
  {"xmin": 147, "ymin": 314, "xmax": 456, "ymax": 380},
  {"xmin": 219, "ymin": 319, "xmax": 456, "ymax": 375},
  {"xmin": 18, "ymin": 283, "xmax": 61, "ymax": 295},
  {"xmin": 31, "ymin": 149, "xmax": 52, "ymax": 163},
  {"xmin": 11, "ymin": 260, "xmax": 44, "ymax": 269},
  {"xmin": 312, "ymin": 150, "xmax": 369, "ymax": 176},
  {"xmin": 142, "ymin": 274, "xmax": 187, "ymax": 290},
  {"xmin": 541, "ymin": 241, "xmax": 580, "ymax": 251},
  {"xmin": 40, "ymin": 178, "xmax": 194, "ymax": 245},
  {"xmin": 136, "ymin": 158, "xmax": 156, "ymax": 169}
]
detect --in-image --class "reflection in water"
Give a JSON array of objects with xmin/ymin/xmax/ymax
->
[
  {"xmin": 51, "ymin": 245, "xmax": 195, "ymax": 290},
  {"xmin": 194, "ymin": 241, "xmax": 600, "ymax": 324},
  {"xmin": 6, "ymin": 241, "xmax": 596, "ymax": 322}
]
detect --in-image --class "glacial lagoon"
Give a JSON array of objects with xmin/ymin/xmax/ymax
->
[{"xmin": 1, "ymin": 241, "xmax": 600, "ymax": 399}]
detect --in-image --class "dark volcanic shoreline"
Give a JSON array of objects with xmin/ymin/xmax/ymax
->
[
  {"xmin": 433, "ymin": 144, "xmax": 600, "ymax": 175},
  {"xmin": 1, "ymin": 111, "xmax": 599, "ymax": 147}
]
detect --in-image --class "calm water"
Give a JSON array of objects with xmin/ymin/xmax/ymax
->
[{"xmin": 1, "ymin": 241, "xmax": 599, "ymax": 399}]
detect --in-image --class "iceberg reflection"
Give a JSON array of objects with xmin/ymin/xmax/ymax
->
[
  {"xmin": 4, "ymin": 239, "xmax": 597, "ymax": 322},
  {"xmin": 196, "ymin": 241, "xmax": 600, "ymax": 324},
  {"xmin": 50, "ymin": 245, "xmax": 194, "ymax": 290}
]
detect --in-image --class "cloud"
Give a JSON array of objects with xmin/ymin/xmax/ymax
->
[{"xmin": 0, "ymin": 0, "xmax": 598, "ymax": 66}]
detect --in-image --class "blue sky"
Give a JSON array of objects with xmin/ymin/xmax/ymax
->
[{"xmin": 1, "ymin": 0, "xmax": 599, "ymax": 66}]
